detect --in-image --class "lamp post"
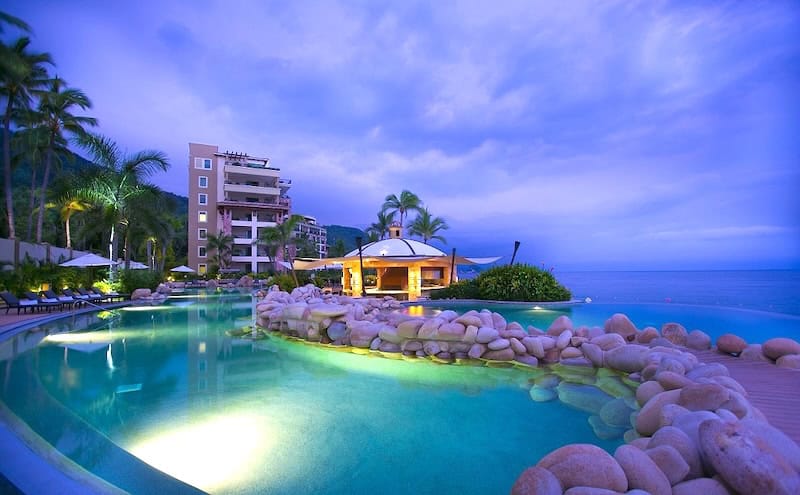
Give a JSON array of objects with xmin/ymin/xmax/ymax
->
[
  {"xmin": 449, "ymin": 248, "xmax": 456, "ymax": 285},
  {"xmin": 356, "ymin": 236, "xmax": 367, "ymax": 297},
  {"xmin": 510, "ymin": 240, "xmax": 521, "ymax": 265}
]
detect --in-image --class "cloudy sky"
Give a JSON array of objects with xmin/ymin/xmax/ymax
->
[{"xmin": 8, "ymin": 1, "xmax": 800, "ymax": 269}]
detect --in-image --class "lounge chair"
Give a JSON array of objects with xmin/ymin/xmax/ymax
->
[
  {"xmin": 77, "ymin": 288, "xmax": 103, "ymax": 303},
  {"xmin": 44, "ymin": 289, "xmax": 83, "ymax": 310},
  {"xmin": 91, "ymin": 287, "xmax": 124, "ymax": 302},
  {"xmin": 0, "ymin": 291, "xmax": 39, "ymax": 314},
  {"xmin": 23, "ymin": 291, "xmax": 61, "ymax": 312}
]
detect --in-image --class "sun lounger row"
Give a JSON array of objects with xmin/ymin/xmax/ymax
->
[{"xmin": 0, "ymin": 287, "xmax": 127, "ymax": 314}]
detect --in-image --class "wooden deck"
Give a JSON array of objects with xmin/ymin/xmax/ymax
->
[{"xmin": 691, "ymin": 350, "xmax": 800, "ymax": 444}]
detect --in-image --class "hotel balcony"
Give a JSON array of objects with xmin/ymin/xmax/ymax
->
[
  {"xmin": 223, "ymin": 163, "xmax": 280, "ymax": 178},
  {"xmin": 217, "ymin": 196, "xmax": 290, "ymax": 211},
  {"xmin": 223, "ymin": 182, "xmax": 280, "ymax": 196}
]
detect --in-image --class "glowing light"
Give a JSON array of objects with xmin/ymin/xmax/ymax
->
[
  {"xmin": 106, "ymin": 344, "xmax": 115, "ymax": 370},
  {"xmin": 406, "ymin": 305, "xmax": 426, "ymax": 317},
  {"xmin": 129, "ymin": 413, "xmax": 274, "ymax": 492},
  {"xmin": 198, "ymin": 342, "xmax": 206, "ymax": 354},
  {"xmin": 533, "ymin": 306, "xmax": 543, "ymax": 310},
  {"xmin": 119, "ymin": 305, "xmax": 172, "ymax": 311},
  {"xmin": 44, "ymin": 332, "xmax": 113, "ymax": 345}
]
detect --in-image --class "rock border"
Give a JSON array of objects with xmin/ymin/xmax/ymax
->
[{"xmin": 253, "ymin": 284, "xmax": 800, "ymax": 495}]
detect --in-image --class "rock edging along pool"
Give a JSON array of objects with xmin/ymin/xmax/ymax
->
[{"xmin": 256, "ymin": 284, "xmax": 800, "ymax": 493}]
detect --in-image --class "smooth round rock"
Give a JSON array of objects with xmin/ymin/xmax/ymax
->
[
  {"xmin": 522, "ymin": 336, "xmax": 545, "ymax": 358},
  {"xmin": 678, "ymin": 383, "xmax": 731, "ymax": 411},
  {"xmin": 646, "ymin": 444, "xmax": 690, "ymax": 485},
  {"xmin": 514, "ymin": 354, "xmax": 539, "ymax": 367},
  {"xmin": 482, "ymin": 347, "xmax": 515, "ymax": 361},
  {"xmin": 637, "ymin": 327, "xmax": 660, "ymax": 344},
  {"xmin": 487, "ymin": 338, "xmax": 510, "ymax": 350},
  {"xmin": 739, "ymin": 419, "xmax": 800, "ymax": 472},
  {"xmin": 557, "ymin": 382, "xmax": 615, "ymax": 414},
  {"xmin": 557, "ymin": 330, "xmax": 574, "ymax": 350},
  {"xmin": 762, "ymin": 338, "xmax": 800, "ymax": 360},
  {"xmin": 699, "ymin": 419, "xmax": 800, "ymax": 495},
  {"xmin": 560, "ymin": 347, "xmax": 583, "ymax": 359},
  {"xmin": 537, "ymin": 444, "xmax": 628, "ymax": 492},
  {"xmin": 686, "ymin": 363, "xmax": 729, "ymax": 381},
  {"xmin": 581, "ymin": 342, "xmax": 604, "ymax": 367},
  {"xmin": 716, "ymin": 333, "xmax": 746, "ymax": 355},
  {"xmin": 649, "ymin": 425, "xmax": 704, "ymax": 480},
  {"xmin": 740, "ymin": 344, "xmax": 769, "ymax": 362},
  {"xmin": 686, "ymin": 330, "xmax": 711, "ymax": 350},
  {"xmin": 475, "ymin": 326, "xmax": 500, "ymax": 344},
  {"xmin": 563, "ymin": 487, "xmax": 621, "ymax": 495},
  {"xmin": 547, "ymin": 315, "xmax": 573, "ymax": 336},
  {"xmin": 660, "ymin": 322, "xmax": 688, "ymax": 346},
  {"xmin": 599, "ymin": 398, "xmax": 634, "ymax": 428},
  {"xmin": 604, "ymin": 313, "xmax": 638, "ymax": 342},
  {"xmin": 636, "ymin": 380, "xmax": 665, "ymax": 407},
  {"xmin": 656, "ymin": 370, "xmax": 692, "ymax": 390},
  {"xmin": 614, "ymin": 444, "xmax": 671, "ymax": 495},
  {"xmin": 509, "ymin": 337, "xmax": 526, "ymax": 354},
  {"xmin": 530, "ymin": 385, "xmax": 557, "ymax": 402},
  {"xmin": 590, "ymin": 333, "xmax": 627, "ymax": 351},
  {"xmin": 777, "ymin": 354, "xmax": 800, "ymax": 369},
  {"xmin": 511, "ymin": 466, "xmax": 562, "ymax": 495},
  {"xmin": 671, "ymin": 477, "xmax": 732, "ymax": 495},
  {"xmin": 635, "ymin": 389, "xmax": 681, "ymax": 436},
  {"xmin": 605, "ymin": 344, "xmax": 649, "ymax": 373}
]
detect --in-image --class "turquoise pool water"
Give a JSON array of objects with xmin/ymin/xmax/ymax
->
[
  {"xmin": 414, "ymin": 301, "xmax": 800, "ymax": 343},
  {"xmin": 0, "ymin": 293, "xmax": 623, "ymax": 494}
]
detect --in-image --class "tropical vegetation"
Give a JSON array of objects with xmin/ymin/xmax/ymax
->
[
  {"xmin": 408, "ymin": 207, "xmax": 448, "ymax": 244},
  {"xmin": 381, "ymin": 190, "xmax": 422, "ymax": 228},
  {"xmin": 256, "ymin": 214, "xmax": 305, "ymax": 286},
  {"xmin": 431, "ymin": 264, "xmax": 572, "ymax": 302}
]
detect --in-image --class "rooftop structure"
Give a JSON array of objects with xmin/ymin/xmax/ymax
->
[
  {"xmin": 293, "ymin": 215, "xmax": 327, "ymax": 259},
  {"xmin": 187, "ymin": 143, "xmax": 292, "ymax": 274}
]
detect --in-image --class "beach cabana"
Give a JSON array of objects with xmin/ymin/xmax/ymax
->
[{"xmin": 294, "ymin": 227, "xmax": 499, "ymax": 300}]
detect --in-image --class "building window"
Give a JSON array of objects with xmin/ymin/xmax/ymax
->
[
  {"xmin": 198, "ymin": 246, "xmax": 207, "ymax": 258},
  {"xmin": 195, "ymin": 158, "xmax": 212, "ymax": 169},
  {"xmin": 199, "ymin": 176, "xmax": 208, "ymax": 188},
  {"xmin": 199, "ymin": 193, "xmax": 207, "ymax": 205},
  {"xmin": 198, "ymin": 228, "xmax": 207, "ymax": 240},
  {"xmin": 198, "ymin": 263, "xmax": 207, "ymax": 275},
  {"xmin": 198, "ymin": 211, "xmax": 207, "ymax": 223}
]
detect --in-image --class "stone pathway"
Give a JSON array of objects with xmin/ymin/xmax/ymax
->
[{"xmin": 691, "ymin": 349, "xmax": 800, "ymax": 444}]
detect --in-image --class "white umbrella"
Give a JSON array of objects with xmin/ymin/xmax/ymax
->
[
  {"xmin": 125, "ymin": 260, "xmax": 149, "ymax": 270},
  {"xmin": 170, "ymin": 265, "xmax": 196, "ymax": 273},
  {"xmin": 59, "ymin": 253, "xmax": 119, "ymax": 267}
]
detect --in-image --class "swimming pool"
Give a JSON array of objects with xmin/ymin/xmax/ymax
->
[
  {"xmin": 412, "ymin": 301, "xmax": 800, "ymax": 343},
  {"xmin": 0, "ymin": 293, "xmax": 625, "ymax": 494}
]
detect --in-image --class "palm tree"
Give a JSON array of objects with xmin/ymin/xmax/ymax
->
[
  {"xmin": 408, "ymin": 208, "xmax": 449, "ymax": 244},
  {"xmin": 55, "ymin": 192, "xmax": 90, "ymax": 249},
  {"xmin": 381, "ymin": 190, "xmax": 423, "ymax": 228},
  {"xmin": 33, "ymin": 77, "xmax": 96, "ymax": 242},
  {"xmin": 77, "ymin": 133, "xmax": 169, "ymax": 272},
  {"xmin": 0, "ymin": 37, "xmax": 52, "ymax": 239},
  {"xmin": 206, "ymin": 231, "xmax": 233, "ymax": 271},
  {"xmin": 367, "ymin": 210, "xmax": 393, "ymax": 240},
  {"xmin": 257, "ymin": 214, "xmax": 304, "ymax": 286}
]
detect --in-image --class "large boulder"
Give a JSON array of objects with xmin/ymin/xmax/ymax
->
[
  {"xmin": 537, "ymin": 444, "xmax": 628, "ymax": 492},
  {"xmin": 482, "ymin": 347, "xmax": 515, "ymax": 361},
  {"xmin": 635, "ymin": 389, "xmax": 681, "ymax": 436},
  {"xmin": 716, "ymin": 333, "xmax": 747, "ymax": 355},
  {"xmin": 475, "ymin": 326, "xmax": 500, "ymax": 344},
  {"xmin": 660, "ymin": 322, "xmax": 688, "ymax": 346},
  {"xmin": 637, "ymin": 327, "xmax": 660, "ymax": 344},
  {"xmin": 646, "ymin": 444, "xmax": 690, "ymax": 485},
  {"xmin": 763, "ymin": 337, "xmax": 800, "ymax": 360},
  {"xmin": 435, "ymin": 322, "xmax": 467, "ymax": 341},
  {"xmin": 511, "ymin": 466, "xmax": 562, "ymax": 495},
  {"xmin": 671, "ymin": 478, "xmax": 732, "ymax": 495},
  {"xmin": 547, "ymin": 315, "xmax": 573, "ymax": 336},
  {"xmin": 131, "ymin": 288, "xmax": 152, "ymax": 300},
  {"xmin": 649, "ymin": 425, "xmax": 703, "ymax": 480},
  {"xmin": 699, "ymin": 419, "xmax": 800, "ymax": 495},
  {"xmin": 604, "ymin": 313, "xmax": 638, "ymax": 342},
  {"xmin": 777, "ymin": 354, "xmax": 800, "ymax": 369},
  {"xmin": 614, "ymin": 444, "xmax": 671, "ymax": 495},
  {"xmin": 396, "ymin": 319, "xmax": 424, "ymax": 339},
  {"xmin": 678, "ymin": 383, "xmax": 731, "ymax": 412}
]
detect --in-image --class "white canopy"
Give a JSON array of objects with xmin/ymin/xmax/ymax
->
[
  {"xmin": 59, "ymin": 253, "xmax": 118, "ymax": 267},
  {"xmin": 125, "ymin": 260, "xmax": 149, "ymax": 270},
  {"xmin": 170, "ymin": 265, "xmax": 196, "ymax": 273},
  {"xmin": 294, "ymin": 255, "xmax": 501, "ymax": 271}
]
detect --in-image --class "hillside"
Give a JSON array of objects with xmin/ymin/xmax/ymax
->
[{"xmin": 325, "ymin": 224, "xmax": 365, "ymax": 254}]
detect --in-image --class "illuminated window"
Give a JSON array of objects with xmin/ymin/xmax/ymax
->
[
  {"xmin": 198, "ymin": 211, "xmax": 207, "ymax": 223},
  {"xmin": 198, "ymin": 228, "xmax": 207, "ymax": 240},
  {"xmin": 198, "ymin": 193, "xmax": 207, "ymax": 205},
  {"xmin": 198, "ymin": 263, "xmax": 207, "ymax": 275},
  {"xmin": 198, "ymin": 342, "xmax": 206, "ymax": 354},
  {"xmin": 198, "ymin": 246, "xmax": 207, "ymax": 257},
  {"xmin": 199, "ymin": 176, "xmax": 208, "ymax": 188}
]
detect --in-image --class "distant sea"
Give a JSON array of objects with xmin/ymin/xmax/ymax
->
[{"xmin": 555, "ymin": 270, "xmax": 800, "ymax": 316}]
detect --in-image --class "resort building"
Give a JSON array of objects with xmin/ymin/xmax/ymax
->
[
  {"xmin": 293, "ymin": 215, "xmax": 328, "ymax": 259},
  {"xmin": 187, "ymin": 143, "xmax": 292, "ymax": 274}
]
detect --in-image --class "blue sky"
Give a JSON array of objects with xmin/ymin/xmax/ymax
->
[{"xmin": 8, "ymin": 1, "xmax": 800, "ymax": 269}]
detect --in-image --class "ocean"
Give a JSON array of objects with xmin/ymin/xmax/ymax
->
[{"xmin": 555, "ymin": 270, "xmax": 800, "ymax": 316}]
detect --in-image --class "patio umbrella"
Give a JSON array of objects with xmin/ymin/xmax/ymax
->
[
  {"xmin": 126, "ymin": 260, "xmax": 149, "ymax": 270},
  {"xmin": 59, "ymin": 253, "xmax": 119, "ymax": 267},
  {"xmin": 170, "ymin": 265, "xmax": 196, "ymax": 273}
]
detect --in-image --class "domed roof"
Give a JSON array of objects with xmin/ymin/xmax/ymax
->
[{"xmin": 346, "ymin": 238, "xmax": 446, "ymax": 257}]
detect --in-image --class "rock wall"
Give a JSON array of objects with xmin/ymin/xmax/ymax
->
[{"xmin": 254, "ymin": 285, "xmax": 800, "ymax": 494}]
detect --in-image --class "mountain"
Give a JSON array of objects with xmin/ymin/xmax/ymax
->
[{"xmin": 325, "ymin": 225, "xmax": 365, "ymax": 254}]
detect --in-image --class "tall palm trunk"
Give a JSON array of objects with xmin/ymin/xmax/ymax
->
[
  {"xmin": 108, "ymin": 223, "xmax": 117, "ymax": 278},
  {"xmin": 35, "ymin": 145, "xmax": 52, "ymax": 242},
  {"xmin": 2, "ymin": 109, "xmax": 15, "ymax": 239},
  {"xmin": 25, "ymin": 166, "xmax": 37, "ymax": 240},
  {"xmin": 64, "ymin": 211, "xmax": 72, "ymax": 249}
]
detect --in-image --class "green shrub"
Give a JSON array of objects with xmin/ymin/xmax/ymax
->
[
  {"xmin": 431, "ymin": 264, "xmax": 571, "ymax": 302},
  {"xmin": 430, "ymin": 279, "xmax": 480, "ymax": 299},
  {"xmin": 118, "ymin": 269, "xmax": 162, "ymax": 294},
  {"xmin": 0, "ymin": 260, "xmax": 97, "ymax": 295},
  {"xmin": 272, "ymin": 273, "xmax": 297, "ymax": 292}
]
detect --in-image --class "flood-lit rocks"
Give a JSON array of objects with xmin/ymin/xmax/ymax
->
[
  {"xmin": 537, "ymin": 444, "xmax": 628, "ymax": 492},
  {"xmin": 250, "ymin": 290, "xmax": 799, "ymax": 495}
]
